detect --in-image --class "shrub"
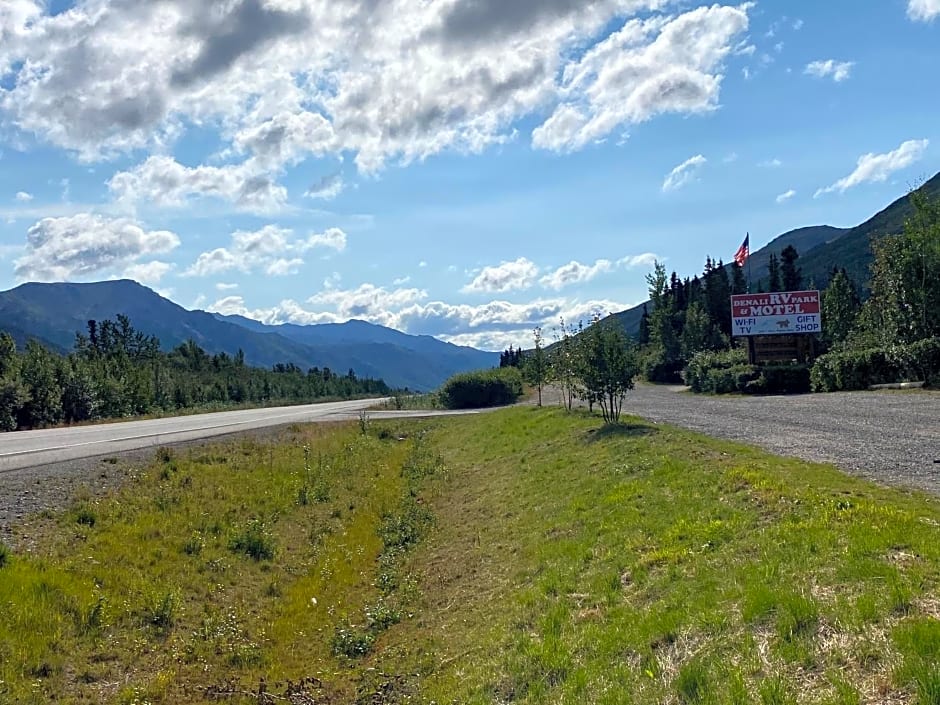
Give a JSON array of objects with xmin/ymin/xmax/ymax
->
[
  {"xmin": 685, "ymin": 348, "xmax": 752, "ymax": 393},
  {"xmin": 0, "ymin": 542, "xmax": 9, "ymax": 568},
  {"xmin": 811, "ymin": 337, "xmax": 940, "ymax": 392},
  {"xmin": 331, "ymin": 624, "xmax": 375, "ymax": 658},
  {"xmin": 439, "ymin": 367, "xmax": 523, "ymax": 409},
  {"xmin": 229, "ymin": 519, "xmax": 276, "ymax": 561},
  {"xmin": 751, "ymin": 364, "xmax": 811, "ymax": 395}
]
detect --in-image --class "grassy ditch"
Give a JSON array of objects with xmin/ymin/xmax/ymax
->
[{"xmin": 3, "ymin": 408, "xmax": 940, "ymax": 703}]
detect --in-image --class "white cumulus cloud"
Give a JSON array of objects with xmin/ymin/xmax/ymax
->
[
  {"xmin": 462, "ymin": 257, "xmax": 540, "ymax": 294},
  {"xmin": 533, "ymin": 5, "xmax": 749, "ymax": 152},
  {"xmin": 185, "ymin": 224, "xmax": 347, "ymax": 277},
  {"xmin": 539, "ymin": 253, "xmax": 658, "ymax": 290},
  {"xmin": 805, "ymin": 59, "xmax": 855, "ymax": 82},
  {"xmin": 776, "ymin": 189, "xmax": 796, "ymax": 204},
  {"xmin": 815, "ymin": 139, "xmax": 929, "ymax": 197},
  {"xmin": 109, "ymin": 156, "xmax": 287, "ymax": 215},
  {"xmin": 14, "ymin": 213, "xmax": 180, "ymax": 282},
  {"xmin": 662, "ymin": 154, "xmax": 707, "ymax": 192},
  {"xmin": 14, "ymin": 191, "xmax": 33, "ymax": 202},
  {"xmin": 0, "ymin": 1, "xmax": 752, "ymax": 176},
  {"xmin": 908, "ymin": 0, "xmax": 940, "ymax": 21}
]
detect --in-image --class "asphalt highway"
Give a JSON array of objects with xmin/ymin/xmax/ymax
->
[{"xmin": 0, "ymin": 399, "xmax": 480, "ymax": 473}]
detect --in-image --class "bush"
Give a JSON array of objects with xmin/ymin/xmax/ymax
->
[
  {"xmin": 811, "ymin": 337, "xmax": 940, "ymax": 392},
  {"xmin": 686, "ymin": 348, "xmax": 810, "ymax": 395},
  {"xmin": 685, "ymin": 348, "xmax": 751, "ymax": 393},
  {"xmin": 750, "ymin": 364, "xmax": 811, "ymax": 395},
  {"xmin": 439, "ymin": 367, "xmax": 523, "ymax": 409}
]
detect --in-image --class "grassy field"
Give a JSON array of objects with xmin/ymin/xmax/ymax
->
[{"xmin": 2, "ymin": 407, "xmax": 940, "ymax": 703}]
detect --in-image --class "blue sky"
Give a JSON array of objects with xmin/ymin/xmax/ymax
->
[{"xmin": 1, "ymin": 0, "xmax": 938, "ymax": 350}]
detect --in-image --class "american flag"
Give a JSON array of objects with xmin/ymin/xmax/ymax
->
[{"xmin": 734, "ymin": 233, "xmax": 750, "ymax": 266}]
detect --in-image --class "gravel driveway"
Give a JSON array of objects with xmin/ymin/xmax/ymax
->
[{"xmin": 612, "ymin": 384, "xmax": 940, "ymax": 495}]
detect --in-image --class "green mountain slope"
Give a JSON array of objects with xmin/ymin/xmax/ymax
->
[
  {"xmin": 797, "ymin": 172, "xmax": 940, "ymax": 291},
  {"xmin": 611, "ymin": 172, "xmax": 940, "ymax": 336}
]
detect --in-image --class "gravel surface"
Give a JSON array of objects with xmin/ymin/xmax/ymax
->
[{"xmin": 614, "ymin": 384, "xmax": 940, "ymax": 495}]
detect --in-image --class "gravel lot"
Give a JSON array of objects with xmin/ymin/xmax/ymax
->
[{"xmin": 616, "ymin": 384, "xmax": 940, "ymax": 495}]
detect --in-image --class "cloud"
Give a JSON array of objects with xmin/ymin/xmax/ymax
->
[
  {"xmin": 14, "ymin": 191, "xmax": 33, "ymax": 202},
  {"xmin": 169, "ymin": 0, "xmax": 312, "ymax": 89},
  {"xmin": 759, "ymin": 158, "xmax": 782, "ymax": 168},
  {"xmin": 216, "ymin": 282, "xmax": 239, "ymax": 291},
  {"xmin": 123, "ymin": 260, "xmax": 174, "ymax": 285},
  {"xmin": 14, "ymin": 213, "xmax": 180, "ymax": 282},
  {"xmin": 662, "ymin": 154, "xmax": 706, "ymax": 192},
  {"xmin": 301, "ymin": 227, "xmax": 347, "ymax": 252},
  {"xmin": 0, "ymin": 1, "xmax": 750, "ymax": 173},
  {"xmin": 532, "ymin": 5, "xmax": 749, "ymax": 152},
  {"xmin": 815, "ymin": 139, "xmax": 929, "ymax": 197},
  {"xmin": 109, "ymin": 156, "xmax": 287, "ymax": 214},
  {"xmin": 462, "ymin": 257, "xmax": 540, "ymax": 294},
  {"xmin": 908, "ymin": 0, "xmax": 940, "ymax": 21},
  {"xmin": 539, "ymin": 253, "xmax": 657, "ymax": 290},
  {"xmin": 804, "ymin": 59, "xmax": 854, "ymax": 82},
  {"xmin": 305, "ymin": 173, "xmax": 345, "ymax": 200},
  {"xmin": 776, "ymin": 189, "xmax": 796, "ymax": 204},
  {"xmin": 185, "ymin": 224, "xmax": 347, "ymax": 276}
]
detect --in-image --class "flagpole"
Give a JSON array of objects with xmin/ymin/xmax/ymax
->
[{"xmin": 747, "ymin": 232, "xmax": 751, "ymax": 293}]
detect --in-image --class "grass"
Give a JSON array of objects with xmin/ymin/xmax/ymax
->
[{"xmin": 2, "ymin": 407, "xmax": 940, "ymax": 703}]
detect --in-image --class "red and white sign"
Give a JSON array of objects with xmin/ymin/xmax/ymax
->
[{"xmin": 731, "ymin": 290, "xmax": 822, "ymax": 336}]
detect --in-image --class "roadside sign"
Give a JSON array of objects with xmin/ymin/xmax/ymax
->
[{"xmin": 731, "ymin": 290, "xmax": 822, "ymax": 337}]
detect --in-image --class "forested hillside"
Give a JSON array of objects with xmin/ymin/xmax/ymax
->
[{"xmin": 0, "ymin": 315, "xmax": 389, "ymax": 431}]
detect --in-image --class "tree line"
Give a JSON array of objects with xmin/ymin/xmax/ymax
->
[
  {"xmin": 500, "ymin": 188, "xmax": 939, "ymax": 400},
  {"xmin": 0, "ymin": 315, "xmax": 390, "ymax": 431}
]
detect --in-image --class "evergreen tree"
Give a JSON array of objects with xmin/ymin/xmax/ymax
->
[
  {"xmin": 19, "ymin": 339, "xmax": 62, "ymax": 428},
  {"xmin": 644, "ymin": 261, "xmax": 682, "ymax": 382},
  {"xmin": 767, "ymin": 254, "xmax": 782, "ymax": 292},
  {"xmin": 637, "ymin": 305, "xmax": 651, "ymax": 346},
  {"xmin": 821, "ymin": 268, "xmax": 861, "ymax": 347},
  {"xmin": 780, "ymin": 245, "xmax": 802, "ymax": 291},
  {"xmin": 703, "ymin": 258, "xmax": 732, "ymax": 338},
  {"xmin": 730, "ymin": 261, "xmax": 747, "ymax": 295}
]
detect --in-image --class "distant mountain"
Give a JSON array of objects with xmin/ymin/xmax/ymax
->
[
  {"xmin": 0, "ymin": 280, "xmax": 498, "ymax": 390},
  {"xmin": 214, "ymin": 314, "xmax": 498, "ymax": 390},
  {"xmin": 611, "ymin": 171, "xmax": 940, "ymax": 336}
]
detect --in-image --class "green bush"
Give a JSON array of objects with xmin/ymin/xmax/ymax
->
[
  {"xmin": 439, "ymin": 367, "xmax": 523, "ymax": 409},
  {"xmin": 810, "ymin": 337, "xmax": 940, "ymax": 392},
  {"xmin": 687, "ymin": 349, "xmax": 810, "ymax": 395},
  {"xmin": 685, "ymin": 348, "xmax": 752, "ymax": 393},
  {"xmin": 751, "ymin": 364, "xmax": 811, "ymax": 395}
]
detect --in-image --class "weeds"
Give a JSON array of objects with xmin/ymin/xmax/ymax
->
[
  {"xmin": 74, "ymin": 504, "xmax": 96, "ymax": 527},
  {"xmin": 0, "ymin": 541, "xmax": 8, "ymax": 568},
  {"xmin": 145, "ymin": 591, "xmax": 178, "ymax": 631},
  {"xmin": 229, "ymin": 518, "xmax": 276, "ymax": 561},
  {"xmin": 675, "ymin": 658, "xmax": 710, "ymax": 704}
]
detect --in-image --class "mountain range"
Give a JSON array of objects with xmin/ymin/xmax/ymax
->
[
  {"xmin": 0, "ymin": 280, "xmax": 497, "ymax": 391},
  {"xmin": 613, "ymin": 170, "xmax": 940, "ymax": 335}
]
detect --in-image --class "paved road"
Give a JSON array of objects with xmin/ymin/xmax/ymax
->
[
  {"xmin": 617, "ymin": 384, "xmax": 940, "ymax": 494},
  {"xmin": 0, "ymin": 399, "xmax": 481, "ymax": 473}
]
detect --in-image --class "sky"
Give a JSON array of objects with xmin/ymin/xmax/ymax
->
[{"xmin": 0, "ymin": 0, "xmax": 938, "ymax": 351}]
